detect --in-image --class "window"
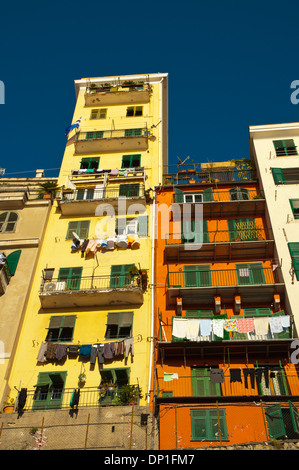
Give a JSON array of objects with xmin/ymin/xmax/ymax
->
[
  {"xmin": 80, "ymin": 157, "xmax": 100, "ymax": 170},
  {"xmin": 184, "ymin": 265, "xmax": 212, "ymax": 287},
  {"xmin": 265, "ymin": 402, "xmax": 299, "ymax": 439},
  {"xmin": 119, "ymin": 183, "xmax": 140, "ymax": 197},
  {"xmin": 115, "ymin": 216, "xmax": 148, "ymax": 236},
  {"xmin": 288, "ymin": 242, "xmax": 299, "ymax": 280},
  {"xmin": 229, "ymin": 187, "xmax": 250, "ymax": 201},
  {"xmin": 273, "ymin": 139, "xmax": 297, "ymax": 157},
  {"xmin": 90, "ymin": 108, "xmax": 107, "ymax": 119},
  {"xmin": 174, "ymin": 188, "xmax": 213, "ymax": 203},
  {"xmin": 185, "ymin": 309, "xmax": 213, "ymax": 318},
  {"xmin": 243, "ymin": 307, "xmax": 271, "ymax": 316},
  {"xmin": 99, "ymin": 368, "xmax": 130, "ymax": 404},
  {"xmin": 66, "ymin": 221, "xmax": 90, "ymax": 240},
  {"xmin": 33, "ymin": 371, "xmax": 67, "ymax": 410},
  {"xmin": 184, "ymin": 192, "xmax": 203, "ymax": 203},
  {"xmin": 290, "ymin": 199, "xmax": 299, "ymax": 219},
  {"xmin": 57, "ymin": 267, "xmax": 83, "ymax": 290},
  {"xmin": 126, "ymin": 106, "xmax": 143, "ymax": 117},
  {"xmin": 181, "ymin": 219, "xmax": 209, "ymax": 243},
  {"xmin": 86, "ymin": 131, "xmax": 103, "ymax": 139},
  {"xmin": 105, "ymin": 312, "xmax": 133, "ymax": 339},
  {"xmin": 236, "ymin": 262, "xmax": 265, "ymax": 285},
  {"xmin": 110, "ymin": 264, "xmax": 134, "ymax": 288},
  {"xmin": 256, "ymin": 365, "xmax": 289, "ymax": 397},
  {"xmin": 227, "ymin": 218, "xmax": 259, "ymax": 241},
  {"xmin": 191, "ymin": 409, "xmax": 228, "ymax": 441},
  {"xmin": 0, "ymin": 211, "xmax": 18, "ymax": 233},
  {"xmin": 124, "ymin": 128, "xmax": 142, "ymax": 137},
  {"xmin": 46, "ymin": 315, "xmax": 76, "ymax": 342},
  {"xmin": 122, "ymin": 154, "xmax": 141, "ymax": 168},
  {"xmin": 271, "ymin": 167, "xmax": 299, "ymax": 184}
]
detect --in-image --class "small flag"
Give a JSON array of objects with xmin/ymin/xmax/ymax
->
[{"xmin": 65, "ymin": 117, "xmax": 81, "ymax": 137}]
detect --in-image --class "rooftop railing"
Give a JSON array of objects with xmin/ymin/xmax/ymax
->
[{"xmin": 163, "ymin": 166, "xmax": 257, "ymax": 185}]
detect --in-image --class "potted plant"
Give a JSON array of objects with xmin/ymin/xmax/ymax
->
[
  {"xmin": 38, "ymin": 181, "xmax": 60, "ymax": 200},
  {"xmin": 78, "ymin": 372, "xmax": 86, "ymax": 384},
  {"xmin": 116, "ymin": 385, "xmax": 143, "ymax": 405},
  {"xmin": 128, "ymin": 265, "xmax": 140, "ymax": 284},
  {"xmin": 3, "ymin": 397, "xmax": 15, "ymax": 413}
]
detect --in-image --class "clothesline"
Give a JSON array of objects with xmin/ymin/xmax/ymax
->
[
  {"xmin": 72, "ymin": 233, "xmax": 140, "ymax": 253},
  {"xmin": 172, "ymin": 315, "xmax": 290, "ymax": 340}
]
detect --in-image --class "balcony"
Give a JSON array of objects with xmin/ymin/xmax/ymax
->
[
  {"xmin": 164, "ymin": 227, "xmax": 275, "ymax": 262},
  {"xmin": 173, "ymin": 187, "xmax": 265, "ymax": 217},
  {"xmin": 167, "ymin": 266, "xmax": 284, "ymax": 305},
  {"xmin": 84, "ymin": 83, "xmax": 151, "ymax": 106},
  {"xmin": 74, "ymin": 128, "xmax": 149, "ymax": 154},
  {"xmin": 163, "ymin": 167, "xmax": 257, "ymax": 186},
  {"xmin": 0, "ymin": 187, "xmax": 28, "ymax": 209},
  {"xmin": 39, "ymin": 273, "xmax": 143, "ymax": 309},
  {"xmin": 156, "ymin": 370, "xmax": 299, "ymax": 404},
  {"xmin": 58, "ymin": 184, "xmax": 146, "ymax": 216}
]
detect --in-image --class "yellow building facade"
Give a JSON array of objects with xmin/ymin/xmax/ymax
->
[{"xmin": 6, "ymin": 73, "xmax": 168, "ymax": 411}]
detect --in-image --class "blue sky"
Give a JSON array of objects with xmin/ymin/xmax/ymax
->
[{"xmin": 1, "ymin": 0, "xmax": 299, "ymax": 177}]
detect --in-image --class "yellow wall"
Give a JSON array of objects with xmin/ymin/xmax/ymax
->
[{"xmin": 7, "ymin": 74, "xmax": 167, "ymax": 407}]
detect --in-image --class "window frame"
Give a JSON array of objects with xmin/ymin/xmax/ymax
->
[
  {"xmin": 290, "ymin": 199, "xmax": 299, "ymax": 220},
  {"xmin": 105, "ymin": 311, "xmax": 133, "ymax": 340},
  {"xmin": 126, "ymin": 106, "xmax": 143, "ymax": 117},
  {"xmin": 121, "ymin": 154, "xmax": 141, "ymax": 168},
  {"xmin": 66, "ymin": 220, "xmax": 90, "ymax": 240},
  {"xmin": 229, "ymin": 187, "xmax": 250, "ymax": 201},
  {"xmin": 46, "ymin": 315, "xmax": 76, "ymax": 343},
  {"xmin": 190, "ymin": 408, "xmax": 228, "ymax": 441},
  {"xmin": 0, "ymin": 211, "xmax": 18, "ymax": 233},
  {"xmin": 273, "ymin": 139, "xmax": 298, "ymax": 157},
  {"xmin": 90, "ymin": 108, "xmax": 107, "ymax": 120},
  {"xmin": 80, "ymin": 157, "xmax": 100, "ymax": 170}
]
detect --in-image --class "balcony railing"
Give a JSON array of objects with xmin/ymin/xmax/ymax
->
[
  {"xmin": 40, "ymin": 274, "xmax": 142, "ymax": 293},
  {"xmin": 18, "ymin": 385, "xmax": 141, "ymax": 412},
  {"xmin": 163, "ymin": 167, "xmax": 257, "ymax": 186},
  {"xmin": 173, "ymin": 188, "xmax": 264, "ymax": 204},
  {"xmin": 168, "ymin": 266, "xmax": 280, "ymax": 289},
  {"xmin": 84, "ymin": 83, "xmax": 151, "ymax": 106},
  {"xmin": 74, "ymin": 128, "xmax": 149, "ymax": 153},
  {"xmin": 165, "ymin": 227, "xmax": 273, "ymax": 246},
  {"xmin": 156, "ymin": 372, "xmax": 299, "ymax": 400},
  {"xmin": 61, "ymin": 185, "xmax": 145, "ymax": 202}
]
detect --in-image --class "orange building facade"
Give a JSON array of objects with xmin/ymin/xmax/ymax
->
[{"xmin": 153, "ymin": 164, "xmax": 299, "ymax": 449}]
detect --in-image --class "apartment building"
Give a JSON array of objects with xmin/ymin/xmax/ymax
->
[
  {"xmin": 6, "ymin": 74, "xmax": 168, "ymax": 417},
  {"xmin": 153, "ymin": 161, "xmax": 299, "ymax": 449},
  {"xmin": 0, "ymin": 171, "xmax": 56, "ymax": 408}
]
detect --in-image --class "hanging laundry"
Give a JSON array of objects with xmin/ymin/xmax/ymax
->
[
  {"xmin": 200, "ymin": 319, "xmax": 212, "ymax": 337},
  {"xmin": 81, "ymin": 239, "xmax": 89, "ymax": 253},
  {"xmin": 230, "ymin": 369, "xmax": 242, "ymax": 383},
  {"xmin": 186, "ymin": 319, "xmax": 200, "ymax": 341},
  {"xmin": 243, "ymin": 369, "xmax": 255, "ymax": 389},
  {"xmin": 163, "ymin": 372, "xmax": 179, "ymax": 382},
  {"xmin": 172, "ymin": 318, "xmax": 188, "ymax": 339},
  {"xmin": 56, "ymin": 344, "xmax": 67, "ymax": 361},
  {"xmin": 45, "ymin": 343, "xmax": 58, "ymax": 360},
  {"xmin": 224, "ymin": 319, "xmax": 238, "ymax": 332},
  {"xmin": 237, "ymin": 318, "xmax": 255, "ymax": 333},
  {"xmin": 116, "ymin": 234, "xmax": 128, "ymax": 248},
  {"xmin": 131, "ymin": 235, "xmax": 140, "ymax": 249},
  {"xmin": 90, "ymin": 345, "xmax": 98, "ymax": 365},
  {"xmin": 70, "ymin": 388, "xmax": 80, "ymax": 408},
  {"xmin": 101, "ymin": 239, "xmax": 108, "ymax": 249},
  {"xmin": 253, "ymin": 317, "xmax": 269, "ymax": 336},
  {"xmin": 124, "ymin": 338, "xmax": 134, "ymax": 358},
  {"xmin": 97, "ymin": 344, "xmax": 104, "ymax": 364},
  {"xmin": 210, "ymin": 369, "xmax": 224, "ymax": 383},
  {"xmin": 67, "ymin": 344, "xmax": 80, "ymax": 356},
  {"xmin": 107, "ymin": 238, "xmax": 116, "ymax": 250},
  {"xmin": 79, "ymin": 344, "xmax": 92, "ymax": 357},
  {"xmin": 256, "ymin": 368, "xmax": 269, "ymax": 388},
  {"xmin": 36, "ymin": 342, "xmax": 48, "ymax": 363},
  {"xmin": 114, "ymin": 341, "xmax": 124, "ymax": 356},
  {"xmin": 110, "ymin": 169, "xmax": 118, "ymax": 176},
  {"xmin": 71, "ymin": 238, "xmax": 81, "ymax": 251},
  {"xmin": 281, "ymin": 315, "xmax": 290, "ymax": 328},
  {"xmin": 212, "ymin": 319, "xmax": 224, "ymax": 338},
  {"xmin": 17, "ymin": 388, "xmax": 27, "ymax": 414},
  {"xmin": 103, "ymin": 342, "xmax": 115, "ymax": 359},
  {"xmin": 269, "ymin": 316, "xmax": 283, "ymax": 334}
]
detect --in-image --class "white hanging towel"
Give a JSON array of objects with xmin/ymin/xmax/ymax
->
[
  {"xmin": 254, "ymin": 317, "xmax": 269, "ymax": 336},
  {"xmin": 269, "ymin": 316, "xmax": 283, "ymax": 334},
  {"xmin": 281, "ymin": 315, "xmax": 290, "ymax": 328},
  {"xmin": 186, "ymin": 319, "xmax": 200, "ymax": 341},
  {"xmin": 212, "ymin": 319, "xmax": 224, "ymax": 338},
  {"xmin": 172, "ymin": 318, "xmax": 188, "ymax": 339}
]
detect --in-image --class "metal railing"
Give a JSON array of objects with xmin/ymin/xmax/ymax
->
[
  {"xmin": 168, "ymin": 266, "xmax": 281, "ymax": 289},
  {"xmin": 40, "ymin": 274, "xmax": 142, "ymax": 293},
  {"xmin": 173, "ymin": 188, "xmax": 264, "ymax": 203},
  {"xmin": 156, "ymin": 372, "xmax": 299, "ymax": 399},
  {"xmin": 75, "ymin": 128, "xmax": 149, "ymax": 142},
  {"xmin": 163, "ymin": 167, "xmax": 257, "ymax": 185},
  {"xmin": 62, "ymin": 185, "xmax": 145, "ymax": 202},
  {"xmin": 86, "ymin": 83, "xmax": 150, "ymax": 94},
  {"xmin": 165, "ymin": 227, "xmax": 273, "ymax": 245},
  {"xmin": 20, "ymin": 384, "xmax": 141, "ymax": 411}
]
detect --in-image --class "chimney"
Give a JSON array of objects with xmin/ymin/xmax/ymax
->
[{"xmin": 36, "ymin": 169, "xmax": 45, "ymax": 178}]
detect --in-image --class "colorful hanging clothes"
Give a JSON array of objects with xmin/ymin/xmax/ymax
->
[
  {"xmin": 269, "ymin": 316, "xmax": 283, "ymax": 334},
  {"xmin": 212, "ymin": 319, "xmax": 224, "ymax": 338},
  {"xmin": 237, "ymin": 318, "xmax": 255, "ymax": 333},
  {"xmin": 224, "ymin": 319, "xmax": 238, "ymax": 332}
]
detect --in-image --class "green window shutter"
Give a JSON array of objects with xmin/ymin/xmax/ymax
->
[
  {"xmin": 184, "ymin": 265, "xmax": 198, "ymax": 287},
  {"xmin": 236, "ymin": 262, "xmax": 265, "ymax": 285},
  {"xmin": 288, "ymin": 401, "xmax": 299, "ymax": 434},
  {"xmin": 110, "ymin": 264, "xmax": 134, "ymax": 287},
  {"xmin": 124, "ymin": 128, "xmax": 142, "ymax": 137},
  {"xmin": 288, "ymin": 242, "xmax": 299, "ymax": 280},
  {"xmin": 203, "ymin": 188, "xmax": 213, "ymax": 201},
  {"xmin": 273, "ymin": 139, "xmax": 297, "ymax": 156},
  {"xmin": 191, "ymin": 368, "xmax": 221, "ymax": 397},
  {"xmin": 265, "ymin": 404, "xmax": 286, "ymax": 439},
  {"xmin": 191, "ymin": 409, "xmax": 228, "ymax": 441},
  {"xmin": 6, "ymin": 250, "xmax": 21, "ymax": 276},
  {"xmin": 184, "ymin": 265, "xmax": 211, "ymax": 287},
  {"xmin": 122, "ymin": 154, "xmax": 141, "ymax": 168},
  {"xmin": 203, "ymin": 220, "xmax": 209, "ymax": 243},
  {"xmin": 272, "ymin": 168, "xmax": 285, "ymax": 184},
  {"xmin": 137, "ymin": 215, "xmax": 148, "ymax": 236},
  {"xmin": 250, "ymin": 262, "xmax": 265, "ymax": 284},
  {"xmin": 86, "ymin": 131, "xmax": 103, "ymax": 139},
  {"xmin": 185, "ymin": 309, "xmax": 213, "ymax": 318},
  {"xmin": 227, "ymin": 219, "xmax": 236, "ymax": 241},
  {"xmin": 174, "ymin": 188, "xmax": 184, "ymax": 203},
  {"xmin": 273, "ymin": 140, "xmax": 286, "ymax": 156},
  {"xmin": 58, "ymin": 267, "xmax": 82, "ymax": 290},
  {"xmin": 181, "ymin": 219, "xmax": 193, "ymax": 243},
  {"xmin": 119, "ymin": 184, "xmax": 139, "ymax": 197},
  {"xmin": 106, "ymin": 312, "xmax": 133, "ymax": 339},
  {"xmin": 66, "ymin": 221, "xmax": 90, "ymax": 240}
]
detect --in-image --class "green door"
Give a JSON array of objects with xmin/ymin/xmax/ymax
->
[
  {"xmin": 181, "ymin": 220, "xmax": 208, "ymax": 244},
  {"xmin": 191, "ymin": 368, "xmax": 221, "ymax": 397},
  {"xmin": 110, "ymin": 264, "xmax": 134, "ymax": 288},
  {"xmin": 184, "ymin": 265, "xmax": 212, "ymax": 287},
  {"xmin": 236, "ymin": 263, "xmax": 265, "ymax": 285},
  {"xmin": 58, "ymin": 267, "xmax": 82, "ymax": 290},
  {"xmin": 33, "ymin": 372, "xmax": 67, "ymax": 410},
  {"xmin": 265, "ymin": 404, "xmax": 286, "ymax": 439}
]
